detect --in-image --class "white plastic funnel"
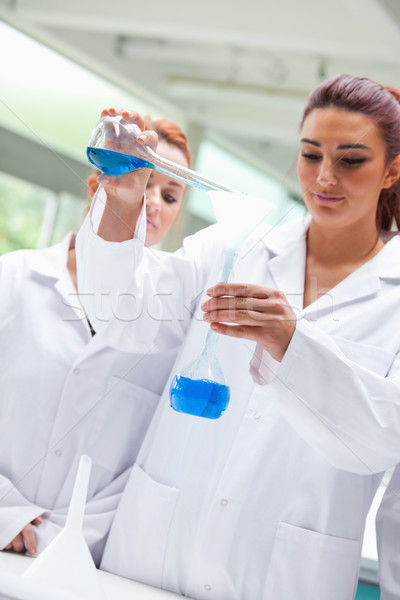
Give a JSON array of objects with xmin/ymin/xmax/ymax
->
[
  {"xmin": 209, "ymin": 191, "xmax": 274, "ymax": 250},
  {"xmin": 208, "ymin": 191, "xmax": 275, "ymax": 282},
  {"xmin": 23, "ymin": 455, "xmax": 107, "ymax": 600}
]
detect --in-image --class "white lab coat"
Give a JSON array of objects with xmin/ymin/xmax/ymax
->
[
  {"xmin": 0, "ymin": 233, "xmax": 174, "ymax": 564},
  {"xmin": 376, "ymin": 466, "xmax": 400, "ymax": 599},
  {"xmin": 76, "ymin": 202, "xmax": 400, "ymax": 599}
]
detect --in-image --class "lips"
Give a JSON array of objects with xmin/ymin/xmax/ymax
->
[
  {"xmin": 146, "ymin": 218, "xmax": 156, "ymax": 228},
  {"xmin": 312, "ymin": 193, "xmax": 345, "ymax": 205}
]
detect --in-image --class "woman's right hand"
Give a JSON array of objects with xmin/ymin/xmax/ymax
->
[
  {"xmin": 98, "ymin": 107, "xmax": 158, "ymax": 203},
  {"xmin": 96, "ymin": 108, "xmax": 158, "ymax": 242}
]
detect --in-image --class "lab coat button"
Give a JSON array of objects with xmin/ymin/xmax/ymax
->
[
  {"xmin": 54, "ymin": 449, "xmax": 62, "ymax": 456},
  {"xmin": 253, "ymin": 412, "xmax": 262, "ymax": 420},
  {"xmin": 204, "ymin": 584, "xmax": 212, "ymax": 591},
  {"xmin": 73, "ymin": 368, "xmax": 80, "ymax": 375},
  {"xmin": 220, "ymin": 498, "xmax": 229, "ymax": 507}
]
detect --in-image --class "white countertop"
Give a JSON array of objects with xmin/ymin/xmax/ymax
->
[{"xmin": 0, "ymin": 552, "xmax": 185, "ymax": 600}]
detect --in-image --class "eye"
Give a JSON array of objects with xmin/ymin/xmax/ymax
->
[
  {"xmin": 163, "ymin": 193, "xmax": 178, "ymax": 204},
  {"xmin": 301, "ymin": 152, "xmax": 322, "ymax": 161},
  {"xmin": 340, "ymin": 157, "xmax": 366, "ymax": 166}
]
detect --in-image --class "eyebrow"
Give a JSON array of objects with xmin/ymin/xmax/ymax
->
[
  {"xmin": 148, "ymin": 173, "xmax": 184, "ymax": 188},
  {"xmin": 300, "ymin": 138, "xmax": 371, "ymax": 150},
  {"xmin": 169, "ymin": 180, "xmax": 184, "ymax": 189}
]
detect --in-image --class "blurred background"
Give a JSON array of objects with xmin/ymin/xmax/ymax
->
[
  {"xmin": 1, "ymin": 0, "xmax": 399, "ymax": 257},
  {"xmin": 1, "ymin": 1, "xmax": 400, "ymax": 595}
]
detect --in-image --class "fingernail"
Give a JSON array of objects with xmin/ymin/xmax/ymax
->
[{"xmin": 137, "ymin": 134, "xmax": 147, "ymax": 142}]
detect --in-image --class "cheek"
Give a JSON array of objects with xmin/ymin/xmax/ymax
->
[
  {"xmin": 297, "ymin": 161, "xmax": 315, "ymax": 192},
  {"xmin": 161, "ymin": 204, "xmax": 181, "ymax": 228}
]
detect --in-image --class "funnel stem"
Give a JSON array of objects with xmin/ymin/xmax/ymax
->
[{"xmin": 65, "ymin": 455, "xmax": 92, "ymax": 532}]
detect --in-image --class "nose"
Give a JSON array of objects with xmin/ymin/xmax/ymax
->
[
  {"xmin": 146, "ymin": 186, "xmax": 162, "ymax": 214},
  {"xmin": 316, "ymin": 159, "xmax": 338, "ymax": 187}
]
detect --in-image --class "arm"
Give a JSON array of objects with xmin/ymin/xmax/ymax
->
[
  {"xmin": 269, "ymin": 320, "xmax": 400, "ymax": 474},
  {"xmin": 202, "ymin": 283, "xmax": 400, "ymax": 474},
  {"xmin": 0, "ymin": 468, "xmax": 131, "ymax": 566},
  {"xmin": 4, "ymin": 518, "xmax": 42, "ymax": 556},
  {"xmin": 34, "ymin": 467, "xmax": 131, "ymax": 566},
  {"xmin": 0, "ymin": 475, "xmax": 45, "ymax": 554}
]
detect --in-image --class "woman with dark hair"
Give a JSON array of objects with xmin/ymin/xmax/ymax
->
[
  {"xmin": 76, "ymin": 75, "xmax": 400, "ymax": 599},
  {"xmin": 0, "ymin": 119, "xmax": 191, "ymax": 560}
]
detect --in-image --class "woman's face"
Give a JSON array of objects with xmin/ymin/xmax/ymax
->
[
  {"xmin": 145, "ymin": 140, "xmax": 188, "ymax": 247},
  {"xmin": 297, "ymin": 107, "xmax": 396, "ymax": 231}
]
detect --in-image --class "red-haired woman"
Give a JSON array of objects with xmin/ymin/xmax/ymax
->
[{"xmin": 0, "ymin": 119, "xmax": 191, "ymax": 561}]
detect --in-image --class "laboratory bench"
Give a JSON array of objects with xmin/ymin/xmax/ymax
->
[{"xmin": 0, "ymin": 551, "xmax": 381, "ymax": 600}]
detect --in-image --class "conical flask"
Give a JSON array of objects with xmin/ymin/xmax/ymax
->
[
  {"xmin": 87, "ymin": 115, "xmax": 237, "ymax": 193},
  {"xmin": 23, "ymin": 455, "xmax": 107, "ymax": 600},
  {"xmin": 169, "ymin": 190, "xmax": 274, "ymax": 419}
]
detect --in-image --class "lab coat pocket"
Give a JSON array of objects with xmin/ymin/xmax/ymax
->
[
  {"xmin": 332, "ymin": 336, "xmax": 395, "ymax": 376},
  {"xmin": 263, "ymin": 522, "xmax": 360, "ymax": 600},
  {"xmin": 86, "ymin": 376, "xmax": 160, "ymax": 474},
  {"xmin": 101, "ymin": 463, "xmax": 179, "ymax": 588}
]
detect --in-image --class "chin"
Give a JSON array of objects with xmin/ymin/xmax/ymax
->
[{"xmin": 145, "ymin": 235, "xmax": 159, "ymax": 247}]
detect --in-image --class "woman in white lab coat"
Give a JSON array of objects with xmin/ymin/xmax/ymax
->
[
  {"xmin": 76, "ymin": 74, "xmax": 400, "ymax": 599},
  {"xmin": 0, "ymin": 119, "xmax": 191, "ymax": 563}
]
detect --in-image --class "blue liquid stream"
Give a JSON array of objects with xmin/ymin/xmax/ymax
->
[
  {"xmin": 87, "ymin": 147, "xmax": 153, "ymax": 176},
  {"xmin": 169, "ymin": 375, "xmax": 230, "ymax": 419}
]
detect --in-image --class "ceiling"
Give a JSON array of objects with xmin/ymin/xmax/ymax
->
[{"xmin": 1, "ymin": 0, "xmax": 400, "ymax": 194}]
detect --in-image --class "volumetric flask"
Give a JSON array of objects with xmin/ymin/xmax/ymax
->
[{"xmin": 169, "ymin": 191, "xmax": 274, "ymax": 419}]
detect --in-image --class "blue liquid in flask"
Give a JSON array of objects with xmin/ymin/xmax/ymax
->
[
  {"xmin": 169, "ymin": 375, "xmax": 230, "ymax": 419},
  {"xmin": 87, "ymin": 147, "xmax": 152, "ymax": 176}
]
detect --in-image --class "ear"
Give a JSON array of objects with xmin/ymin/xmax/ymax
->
[{"xmin": 383, "ymin": 155, "xmax": 400, "ymax": 189}]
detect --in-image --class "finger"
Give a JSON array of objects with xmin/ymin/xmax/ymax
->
[
  {"xmin": 31, "ymin": 517, "xmax": 43, "ymax": 526},
  {"xmin": 137, "ymin": 131, "xmax": 158, "ymax": 152},
  {"xmin": 207, "ymin": 283, "xmax": 279, "ymax": 299},
  {"xmin": 21, "ymin": 524, "xmax": 37, "ymax": 556},
  {"xmin": 100, "ymin": 106, "xmax": 123, "ymax": 117},
  {"xmin": 100, "ymin": 108, "xmax": 146, "ymax": 132},
  {"xmin": 210, "ymin": 322, "xmax": 260, "ymax": 341},
  {"xmin": 204, "ymin": 309, "xmax": 271, "ymax": 325},
  {"xmin": 11, "ymin": 534, "xmax": 25, "ymax": 554},
  {"xmin": 202, "ymin": 296, "xmax": 271, "ymax": 314}
]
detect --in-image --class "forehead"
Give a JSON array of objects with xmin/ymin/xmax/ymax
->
[
  {"xmin": 157, "ymin": 139, "xmax": 189, "ymax": 168},
  {"xmin": 300, "ymin": 107, "xmax": 385, "ymax": 148}
]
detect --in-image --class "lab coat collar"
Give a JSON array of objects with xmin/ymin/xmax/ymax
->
[
  {"xmin": 28, "ymin": 233, "xmax": 100, "ymax": 342},
  {"xmin": 257, "ymin": 217, "xmax": 400, "ymax": 316},
  {"xmin": 28, "ymin": 232, "xmax": 75, "ymax": 281},
  {"xmin": 256, "ymin": 217, "xmax": 309, "ymax": 314}
]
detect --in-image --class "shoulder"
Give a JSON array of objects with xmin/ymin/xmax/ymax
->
[
  {"xmin": 0, "ymin": 236, "xmax": 71, "ymax": 282},
  {"xmin": 0, "ymin": 247, "xmax": 36, "ymax": 276}
]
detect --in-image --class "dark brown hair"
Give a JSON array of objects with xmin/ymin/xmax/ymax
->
[{"xmin": 301, "ymin": 74, "xmax": 400, "ymax": 230}]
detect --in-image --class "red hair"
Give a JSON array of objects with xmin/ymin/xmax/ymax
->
[
  {"xmin": 144, "ymin": 117, "xmax": 192, "ymax": 167},
  {"xmin": 301, "ymin": 74, "xmax": 400, "ymax": 230},
  {"xmin": 87, "ymin": 117, "xmax": 192, "ymax": 198}
]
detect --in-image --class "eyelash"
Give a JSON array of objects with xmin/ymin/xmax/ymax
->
[
  {"xmin": 301, "ymin": 153, "xmax": 366, "ymax": 167},
  {"xmin": 163, "ymin": 193, "xmax": 177, "ymax": 204}
]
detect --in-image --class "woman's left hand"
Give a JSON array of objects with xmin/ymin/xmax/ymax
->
[{"xmin": 202, "ymin": 283, "xmax": 297, "ymax": 362}]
